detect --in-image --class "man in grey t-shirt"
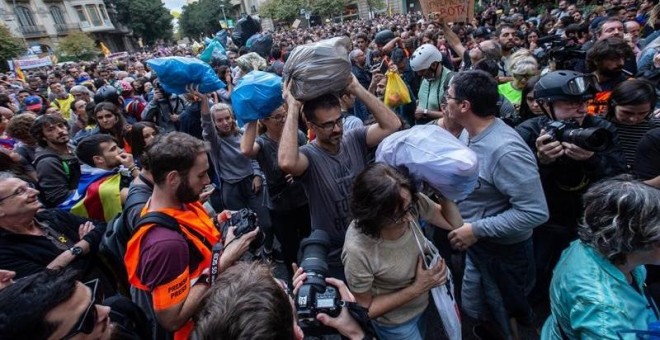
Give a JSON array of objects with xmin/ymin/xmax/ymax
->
[
  {"xmin": 278, "ymin": 75, "xmax": 401, "ymax": 278},
  {"xmin": 445, "ymin": 71, "xmax": 548, "ymax": 338}
]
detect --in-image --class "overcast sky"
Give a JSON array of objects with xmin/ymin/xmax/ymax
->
[{"xmin": 162, "ymin": 0, "xmax": 186, "ymax": 11}]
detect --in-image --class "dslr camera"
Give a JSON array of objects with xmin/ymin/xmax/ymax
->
[
  {"xmin": 219, "ymin": 208, "xmax": 264, "ymax": 252},
  {"xmin": 296, "ymin": 230, "xmax": 342, "ymax": 336},
  {"xmin": 543, "ymin": 120, "xmax": 612, "ymax": 152}
]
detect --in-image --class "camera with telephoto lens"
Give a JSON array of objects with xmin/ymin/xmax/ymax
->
[
  {"xmin": 219, "ymin": 208, "xmax": 264, "ymax": 252},
  {"xmin": 296, "ymin": 229, "xmax": 342, "ymax": 336},
  {"xmin": 543, "ymin": 120, "xmax": 612, "ymax": 152}
]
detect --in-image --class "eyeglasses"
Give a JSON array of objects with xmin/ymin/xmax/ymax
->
[
  {"xmin": 445, "ymin": 94, "xmax": 463, "ymax": 102},
  {"xmin": 388, "ymin": 203, "xmax": 416, "ymax": 224},
  {"xmin": 266, "ymin": 114, "xmax": 286, "ymax": 122},
  {"xmin": 61, "ymin": 279, "xmax": 99, "ymax": 340},
  {"xmin": 0, "ymin": 183, "xmax": 35, "ymax": 204},
  {"xmin": 311, "ymin": 115, "xmax": 345, "ymax": 130}
]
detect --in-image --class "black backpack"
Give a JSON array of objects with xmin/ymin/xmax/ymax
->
[{"xmin": 99, "ymin": 209, "xmax": 180, "ymax": 296}]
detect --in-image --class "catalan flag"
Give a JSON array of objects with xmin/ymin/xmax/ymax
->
[{"xmin": 59, "ymin": 164, "xmax": 123, "ymax": 222}]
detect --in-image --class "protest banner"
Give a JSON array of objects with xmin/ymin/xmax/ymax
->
[
  {"xmin": 9, "ymin": 56, "xmax": 53, "ymax": 70},
  {"xmin": 419, "ymin": 0, "xmax": 475, "ymax": 22}
]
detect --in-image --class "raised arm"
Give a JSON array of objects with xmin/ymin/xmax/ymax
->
[
  {"xmin": 277, "ymin": 83, "xmax": 309, "ymax": 176},
  {"xmin": 441, "ymin": 21, "xmax": 466, "ymax": 59},
  {"xmin": 240, "ymin": 121, "xmax": 261, "ymax": 158},
  {"xmin": 346, "ymin": 74, "xmax": 401, "ymax": 147}
]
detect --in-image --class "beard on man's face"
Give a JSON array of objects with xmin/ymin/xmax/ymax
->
[{"xmin": 175, "ymin": 177, "xmax": 200, "ymax": 203}]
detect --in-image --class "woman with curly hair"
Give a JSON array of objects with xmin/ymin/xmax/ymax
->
[
  {"xmin": 342, "ymin": 163, "xmax": 462, "ymax": 339},
  {"xmin": 542, "ymin": 176, "xmax": 660, "ymax": 339}
]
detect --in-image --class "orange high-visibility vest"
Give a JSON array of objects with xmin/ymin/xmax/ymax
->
[{"xmin": 124, "ymin": 201, "xmax": 220, "ymax": 340}]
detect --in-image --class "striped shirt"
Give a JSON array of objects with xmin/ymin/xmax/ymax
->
[{"xmin": 612, "ymin": 118, "xmax": 660, "ymax": 170}]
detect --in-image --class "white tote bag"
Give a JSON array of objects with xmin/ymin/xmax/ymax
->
[{"xmin": 411, "ymin": 221, "xmax": 462, "ymax": 340}]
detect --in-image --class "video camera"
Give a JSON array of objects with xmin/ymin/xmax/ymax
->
[
  {"xmin": 543, "ymin": 120, "xmax": 612, "ymax": 152},
  {"xmin": 533, "ymin": 35, "xmax": 586, "ymax": 70},
  {"xmin": 295, "ymin": 229, "xmax": 342, "ymax": 336}
]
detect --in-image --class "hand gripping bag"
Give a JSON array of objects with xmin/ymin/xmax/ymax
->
[
  {"xmin": 384, "ymin": 70, "xmax": 412, "ymax": 108},
  {"xmin": 282, "ymin": 37, "xmax": 352, "ymax": 101},
  {"xmin": 231, "ymin": 71, "xmax": 284, "ymax": 126},
  {"xmin": 375, "ymin": 125, "xmax": 478, "ymax": 200},
  {"xmin": 146, "ymin": 57, "xmax": 226, "ymax": 95}
]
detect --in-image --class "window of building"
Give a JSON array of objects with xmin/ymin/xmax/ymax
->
[
  {"xmin": 74, "ymin": 5, "xmax": 87, "ymax": 23},
  {"xmin": 85, "ymin": 4, "xmax": 102, "ymax": 26},
  {"xmin": 99, "ymin": 4, "xmax": 109, "ymax": 20},
  {"xmin": 16, "ymin": 6, "xmax": 36, "ymax": 27},
  {"xmin": 50, "ymin": 6, "xmax": 66, "ymax": 25}
]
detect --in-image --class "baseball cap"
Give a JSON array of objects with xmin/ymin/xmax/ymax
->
[{"xmin": 24, "ymin": 95, "xmax": 42, "ymax": 111}]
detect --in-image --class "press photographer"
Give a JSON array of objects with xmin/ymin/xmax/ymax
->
[
  {"xmin": 123, "ymin": 132, "xmax": 258, "ymax": 340},
  {"xmin": 193, "ymin": 230, "xmax": 372, "ymax": 340},
  {"xmin": 516, "ymin": 70, "xmax": 627, "ymax": 304}
]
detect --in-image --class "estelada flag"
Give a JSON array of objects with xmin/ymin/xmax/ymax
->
[
  {"xmin": 59, "ymin": 164, "xmax": 123, "ymax": 222},
  {"xmin": 13, "ymin": 61, "xmax": 25, "ymax": 82},
  {"xmin": 100, "ymin": 42, "xmax": 111, "ymax": 57}
]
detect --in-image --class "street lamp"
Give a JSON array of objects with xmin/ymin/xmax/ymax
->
[{"xmin": 220, "ymin": 4, "xmax": 228, "ymax": 28}]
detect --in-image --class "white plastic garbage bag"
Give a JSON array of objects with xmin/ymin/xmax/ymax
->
[{"xmin": 375, "ymin": 125, "xmax": 478, "ymax": 200}]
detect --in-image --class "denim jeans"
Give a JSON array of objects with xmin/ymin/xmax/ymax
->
[
  {"xmin": 371, "ymin": 309, "xmax": 425, "ymax": 340},
  {"xmin": 461, "ymin": 237, "xmax": 535, "ymax": 339}
]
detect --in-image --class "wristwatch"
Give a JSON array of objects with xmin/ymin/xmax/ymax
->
[
  {"xmin": 423, "ymin": 108, "xmax": 428, "ymax": 118},
  {"xmin": 69, "ymin": 246, "xmax": 83, "ymax": 257}
]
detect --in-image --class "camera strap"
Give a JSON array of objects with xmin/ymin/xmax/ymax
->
[{"xmin": 341, "ymin": 301, "xmax": 376, "ymax": 340}]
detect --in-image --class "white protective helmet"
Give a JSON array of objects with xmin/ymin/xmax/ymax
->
[{"xmin": 409, "ymin": 44, "xmax": 443, "ymax": 72}]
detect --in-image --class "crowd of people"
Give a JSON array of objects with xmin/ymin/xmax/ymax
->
[{"xmin": 1, "ymin": 0, "xmax": 660, "ymax": 338}]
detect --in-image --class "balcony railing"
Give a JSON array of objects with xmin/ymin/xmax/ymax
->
[
  {"xmin": 19, "ymin": 25, "xmax": 48, "ymax": 38},
  {"xmin": 55, "ymin": 23, "xmax": 80, "ymax": 35}
]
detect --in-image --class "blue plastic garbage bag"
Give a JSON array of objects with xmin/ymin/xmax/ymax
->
[
  {"xmin": 231, "ymin": 71, "xmax": 283, "ymax": 126},
  {"xmin": 200, "ymin": 39, "xmax": 226, "ymax": 63},
  {"xmin": 146, "ymin": 57, "xmax": 226, "ymax": 95},
  {"xmin": 375, "ymin": 125, "xmax": 479, "ymax": 200},
  {"xmin": 216, "ymin": 30, "xmax": 228, "ymax": 47}
]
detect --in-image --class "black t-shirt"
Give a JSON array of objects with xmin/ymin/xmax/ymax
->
[{"xmin": 635, "ymin": 127, "xmax": 660, "ymax": 180}]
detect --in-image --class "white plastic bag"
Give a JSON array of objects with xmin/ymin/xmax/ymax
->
[
  {"xmin": 429, "ymin": 258, "xmax": 462, "ymax": 340},
  {"xmin": 282, "ymin": 37, "xmax": 352, "ymax": 101},
  {"xmin": 411, "ymin": 220, "xmax": 462, "ymax": 340},
  {"xmin": 375, "ymin": 125, "xmax": 478, "ymax": 201}
]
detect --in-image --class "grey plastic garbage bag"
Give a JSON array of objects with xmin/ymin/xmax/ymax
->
[
  {"xmin": 282, "ymin": 37, "xmax": 352, "ymax": 101},
  {"xmin": 375, "ymin": 125, "xmax": 479, "ymax": 200}
]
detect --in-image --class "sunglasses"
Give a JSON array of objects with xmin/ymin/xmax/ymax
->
[{"xmin": 61, "ymin": 279, "xmax": 99, "ymax": 340}]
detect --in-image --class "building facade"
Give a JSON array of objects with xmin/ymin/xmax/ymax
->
[{"xmin": 0, "ymin": 0, "xmax": 135, "ymax": 55}]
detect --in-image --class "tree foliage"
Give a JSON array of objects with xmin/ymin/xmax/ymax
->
[
  {"xmin": 179, "ymin": 0, "xmax": 233, "ymax": 39},
  {"xmin": 56, "ymin": 32, "xmax": 98, "ymax": 60},
  {"xmin": 259, "ymin": 0, "xmax": 305, "ymax": 23},
  {"xmin": 0, "ymin": 24, "xmax": 24, "ymax": 67},
  {"xmin": 367, "ymin": 0, "xmax": 386, "ymax": 11},
  {"xmin": 114, "ymin": 0, "xmax": 173, "ymax": 45},
  {"xmin": 311, "ymin": 0, "xmax": 348, "ymax": 19}
]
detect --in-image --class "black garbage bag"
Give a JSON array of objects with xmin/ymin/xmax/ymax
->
[
  {"xmin": 248, "ymin": 33, "xmax": 273, "ymax": 58},
  {"xmin": 232, "ymin": 15, "xmax": 261, "ymax": 48}
]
